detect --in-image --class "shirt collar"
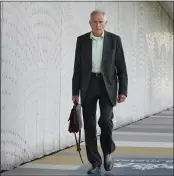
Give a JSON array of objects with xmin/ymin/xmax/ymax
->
[{"xmin": 90, "ymin": 31, "xmax": 104, "ymax": 39}]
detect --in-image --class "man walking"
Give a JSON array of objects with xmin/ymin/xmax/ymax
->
[{"xmin": 72, "ymin": 10, "xmax": 128, "ymax": 174}]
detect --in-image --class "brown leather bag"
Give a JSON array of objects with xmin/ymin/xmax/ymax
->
[{"xmin": 68, "ymin": 103, "xmax": 84, "ymax": 164}]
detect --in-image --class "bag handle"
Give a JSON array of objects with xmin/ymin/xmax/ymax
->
[{"xmin": 74, "ymin": 130, "xmax": 84, "ymax": 164}]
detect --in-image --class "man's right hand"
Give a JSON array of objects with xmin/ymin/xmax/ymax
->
[{"xmin": 72, "ymin": 95, "xmax": 79, "ymax": 104}]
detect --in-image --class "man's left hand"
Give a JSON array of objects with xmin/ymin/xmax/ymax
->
[{"xmin": 117, "ymin": 94, "xmax": 127, "ymax": 103}]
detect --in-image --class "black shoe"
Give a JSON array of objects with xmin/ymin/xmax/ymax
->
[
  {"xmin": 103, "ymin": 154, "xmax": 113, "ymax": 171},
  {"xmin": 87, "ymin": 166, "xmax": 101, "ymax": 174}
]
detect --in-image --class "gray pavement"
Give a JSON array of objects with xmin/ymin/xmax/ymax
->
[{"xmin": 1, "ymin": 107, "xmax": 173, "ymax": 175}]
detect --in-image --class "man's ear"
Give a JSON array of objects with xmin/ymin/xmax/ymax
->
[
  {"xmin": 105, "ymin": 20, "xmax": 107, "ymax": 25},
  {"xmin": 89, "ymin": 21, "xmax": 91, "ymax": 27}
]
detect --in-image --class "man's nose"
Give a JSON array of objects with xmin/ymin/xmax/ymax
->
[{"xmin": 96, "ymin": 23, "xmax": 100, "ymax": 27}]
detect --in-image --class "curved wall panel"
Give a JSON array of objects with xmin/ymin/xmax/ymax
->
[{"xmin": 1, "ymin": 1, "xmax": 173, "ymax": 171}]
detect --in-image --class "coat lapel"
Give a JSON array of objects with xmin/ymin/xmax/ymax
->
[
  {"xmin": 102, "ymin": 30, "xmax": 110, "ymax": 63},
  {"xmin": 85, "ymin": 33, "xmax": 92, "ymax": 71}
]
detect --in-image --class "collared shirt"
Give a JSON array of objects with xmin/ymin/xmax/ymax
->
[{"xmin": 90, "ymin": 31, "xmax": 104, "ymax": 73}]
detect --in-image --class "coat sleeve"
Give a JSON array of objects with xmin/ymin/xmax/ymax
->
[
  {"xmin": 72, "ymin": 37, "xmax": 81, "ymax": 96},
  {"xmin": 115, "ymin": 36, "xmax": 128, "ymax": 96}
]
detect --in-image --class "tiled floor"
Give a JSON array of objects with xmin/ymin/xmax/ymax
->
[{"xmin": 2, "ymin": 108, "xmax": 173, "ymax": 175}]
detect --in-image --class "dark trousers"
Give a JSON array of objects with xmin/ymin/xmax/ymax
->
[{"xmin": 82, "ymin": 74, "xmax": 116, "ymax": 167}]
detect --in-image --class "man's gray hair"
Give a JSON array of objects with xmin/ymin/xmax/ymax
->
[{"xmin": 90, "ymin": 10, "xmax": 107, "ymax": 22}]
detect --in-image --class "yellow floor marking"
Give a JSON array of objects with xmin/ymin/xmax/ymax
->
[
  {"xmin": 31, "ymin": 146, "xmax": 173, "ymax": 165},
  {"xmin": 32, "ymin": 155, "xmax": 88, "ymax": 165},
  {"xmin": 61, "ymin": 146, "xmax": 173, "ymax": 157}
]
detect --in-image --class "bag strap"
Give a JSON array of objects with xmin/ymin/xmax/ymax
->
[{"xmin": 74, "ymin": 130, "xmax": 84, "ymax": 164}]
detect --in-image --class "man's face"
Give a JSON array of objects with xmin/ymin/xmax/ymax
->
[{"xmin": 89, "ymin": 13, "xmax": 107, "ymax": 37}]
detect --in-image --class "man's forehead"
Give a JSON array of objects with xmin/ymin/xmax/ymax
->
[{"xmin": 91, "ymin": 14, "xmax": 105, "ymax": 21}]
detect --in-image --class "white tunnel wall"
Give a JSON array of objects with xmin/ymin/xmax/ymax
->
[{"xmin": 1, "ymin": 1, "xmax": 173, "ymax": 171}]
